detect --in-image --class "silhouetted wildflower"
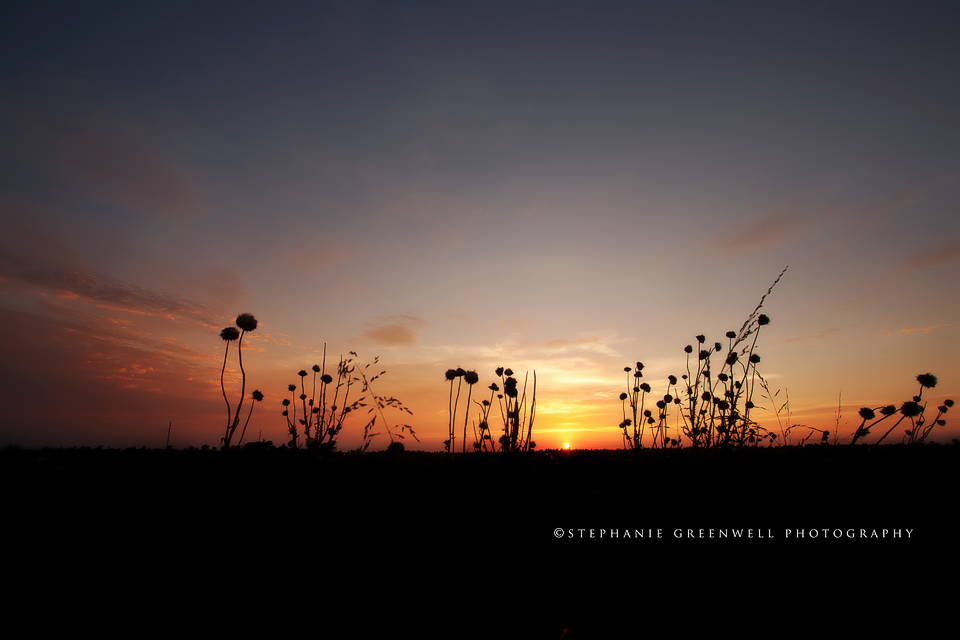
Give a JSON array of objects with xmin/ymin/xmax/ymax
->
[
  {"xmin": 684, "ymin": 345, "xmax": 693, "ymax": 354},
  {"xmin": 758, "ymin": 314, "xmax": 770, "ymax": 326},
  {"xmin": 445, "ymin": 369, "xmax": 457, "ymax": 381},
  {"xmin": 725, "ymin": 331, "xmax": 736, "ymax": 339},
  {"xmin": 696, "ymin": 335, "xmax": 705, "ymax": 344},
  {"xmin": 312, "ymin": 364, "xmax": 321, "ymax": 373},
  {"xmin": 236, "ymin": 313, "xmax": 258, "ymax": 332},
  {"xmin": 298, "ymin": 370, "xmax": 307, "ymax": 377},
  {"xmin": 859, "ymin": 407, "xmax": 875, "ymax": 420},
  {"xmin": 900, "ymin": 401, "xmax": 922, "ymax": 417},
  {"xmin": 220, "ymin": 327, "xmax": 240, "ymax": 341},
  {"xmin": 916, "ymin": 373, "xmax": 937, "ymax": 389}
]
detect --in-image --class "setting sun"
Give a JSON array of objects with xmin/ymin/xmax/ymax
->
[{"xmin": 563, "ymin": 443, "xmax": 570, "ymax": 450}]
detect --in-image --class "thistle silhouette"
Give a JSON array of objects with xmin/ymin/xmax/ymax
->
[
  {"xmin": 237, "ymin": 390, "xmax": 264, "ymax": 446},
  {"xmin": 461, "ymin": 370, "xmax": 479, "ymax": 453},
  {"xmin": 220, "ymin": 313, "xmax": 258, "ymax": 448},
  {"xmin": 219, "ymin": 327, "xmax": 240, "ymax": 440}
]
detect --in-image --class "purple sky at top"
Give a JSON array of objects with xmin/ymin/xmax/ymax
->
[{"xmin": 1, "ymin": 1, "xmax": 958, "ymax": 449}]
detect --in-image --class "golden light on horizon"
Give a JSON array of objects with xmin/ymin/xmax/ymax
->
[{"xmin": 563, "ymin": 442, "xmax": 570, "ymax": 450}]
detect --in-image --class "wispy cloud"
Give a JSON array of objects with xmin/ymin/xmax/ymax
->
[
  {"xmin": 358, "ymin": 314, "xmax": 427, "ymax": 346},
  {"xmin": 902, "ymin": 238, "xmax": 960, "ymax": 271},
  {"xmin": 59, "ymin": 131, "xmax": 202, "ymax": 218},
  {"xmin": 880, "ymin": 323, "xmax": 950, "ymax": 337},
  {"xmin": 718, "ymin": 213, "xmax": 809, "ymax": 253},
  {"xmin": 3, "ymin": 263, "xmax": 218, "ymax": 326}
]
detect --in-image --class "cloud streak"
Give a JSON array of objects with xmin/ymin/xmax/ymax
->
[
  {"xmin": 902, "ymin": 238, "xmax": 960, "ymax": 271},
  {"xmin": 359, "ymin": 314, "xmax": 427, "ymax": 346},
  {"xmin": 59, "ymin": 131, "xmax": 202, "ymax": 218}
]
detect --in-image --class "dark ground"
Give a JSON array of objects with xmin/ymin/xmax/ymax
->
[{"xmin": 5, "ymin": 444, "xmax": 957, "ymax": 636}]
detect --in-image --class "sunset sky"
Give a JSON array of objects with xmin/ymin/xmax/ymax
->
[{"xmin": 2, "ymin": 1, "xmax": 958, "ymax": 450}]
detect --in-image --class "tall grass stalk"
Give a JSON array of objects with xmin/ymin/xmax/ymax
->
[{"xmin": 353, "ymin": 353, "xmax": 418, "ymax": 451}]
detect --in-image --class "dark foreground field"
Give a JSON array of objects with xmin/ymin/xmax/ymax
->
[{"xmin": 6, "ymin": 444, "xmax": 957, "ymax": 636}]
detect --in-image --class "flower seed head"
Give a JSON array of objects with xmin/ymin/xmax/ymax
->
[
  {"xmin": 684, "ymin": 345, "xmax": 693, "ymax": 354},
  {"xmin": 235, "ymin": 313, "xmax": 258, "ymax": 332},
  {"xmin": 916, "ymin": 373, "xmax": 937, "ymax": 389},
  {"xmin": 321, "ymin": 374, "xmax": 333, "ymax": 384},
  {"xmin": 312, "ymin": 365, "xmax": 321, "ymax": 373},
  {"xmin": 725, "ymin": 331, "xmax": 737, "ymax": 339},
  {"xmin": 464, "ymin": 370, "xmax": 479, "ymax": 385},
  {"xmin": 251, "ymin": 390, "xmax": 264, "ymax": 402},
  {"xmin": 220, "ymin": 327, "xmax": 240, "ymax": 342},
  {"xmin": 900, "ymin": 401, "xmax": 922, "ymax": 418},
  {"xmin": 696, "ymin": 335, "xmax": 706, "ymax": 344},
  {"xmin": 288, "ymin": 384, "xmax": 297, "ymax": 392},
  {"xmin": 858, "ymin": 407, "xmax": 875, "ymax": 420},
  {"xmin": 298, "ymin": 370, "xmax": 307, "ymax": 377},
  {"xmin": 757, "ymin": 314, "xmax": 770, "ymax": 326},
  {"xmin": 445, "ymin": 369, "xmax": 457, "ymax": 381}
]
